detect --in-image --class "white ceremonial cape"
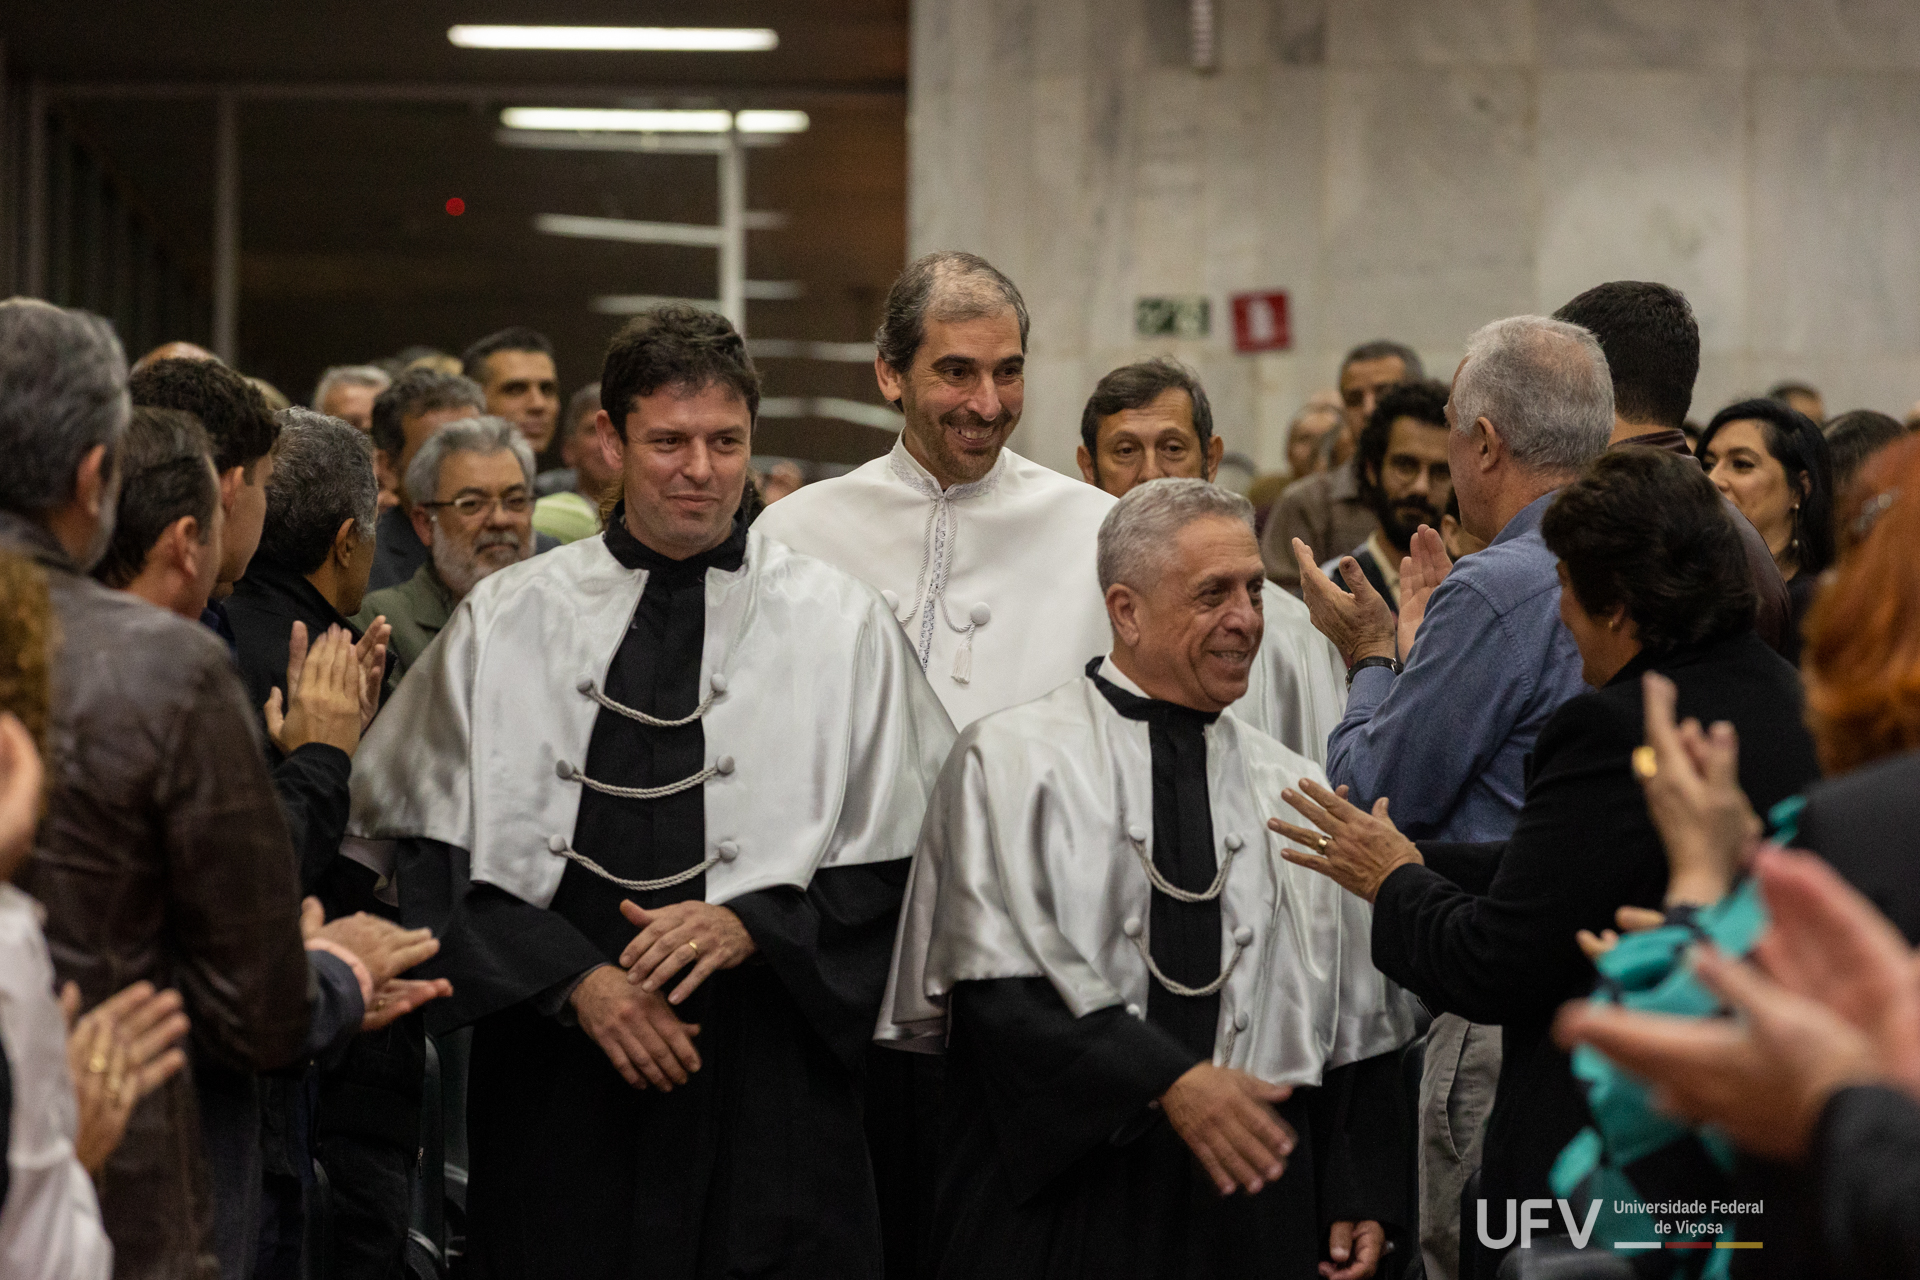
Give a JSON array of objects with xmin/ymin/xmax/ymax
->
[
  {"xmin": 752, "ymin": 440, "xmax": 1116, "ymax": 730},
  {"xmin": 347, "ymin": 528, "xmax": 957, "ymax": 910},
  {"xmin": 877, "ymin": 671, "xmax": 1417, "ymax": 1086}
]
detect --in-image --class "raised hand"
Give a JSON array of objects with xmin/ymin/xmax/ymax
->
[
  {"xmin": 1634, "ymin": 672, "xmax": 1760, "ymax": 908},
  {"xmin": 266, "ymin": 622, "xmax": 363, "ymax": 757},
  {"xmin": 619, "ymin": 899, "xmax": 756, "ymax": 1005},
  {"xmin": 1160, "ymin": 1062, "xmax": 1296, "ymax": 1196},
  {"xmin": 1291, "ymin": 538, "xmax": 1397, "ymax": 669},
  {"xmin": 1395, "ymin": 524, "xmax": 1451, "ymax": 660},
  {"xmin": 1271, "ymin": 777, "xmax": 1423, "ymax": 903},
  {"xmin": 353, "ymin": 616, "xmax": 390, "ymax": 730},
  {"xmin": 571, "ymin": 964, "xmax": 702, "ymax": 1091}
]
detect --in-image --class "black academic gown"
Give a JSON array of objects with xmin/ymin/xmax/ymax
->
[
  {"xmin": 929, "ymin": 668, "xmax": 1409, "ymax": 1280},
  {"xmin": 399, "ymin": 508, "xmax": 905, "ymax": 1280}
]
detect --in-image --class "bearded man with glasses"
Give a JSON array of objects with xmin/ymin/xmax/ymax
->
[{"xmin": 354, "ymin": 415, "xmax": 539, "ymax": 678}]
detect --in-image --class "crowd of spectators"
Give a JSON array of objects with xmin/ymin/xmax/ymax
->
[{"xmin": 1, "ymin": 267, "xmax": 1919, "ymax": 1280}]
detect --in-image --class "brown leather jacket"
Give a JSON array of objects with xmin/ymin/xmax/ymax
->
[{"xmin": 3, "ymin": 515, "xmax": 315, "ymax": 1280}]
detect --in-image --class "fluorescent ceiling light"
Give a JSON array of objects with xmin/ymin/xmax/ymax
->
[
  {"xmin": 735, "ymin": 110, "xmax": 810, "ymax": 134},
  {"xmin": 500, "ymin": 107, "xmax": 810, "ymax": 135},
  {"xmin": 450, "ymin": 26, "xmax": 778, "ymax": 52},
  {"xmin": 502, "ymin": 108, "xmax": 733, "ymax": 133}
]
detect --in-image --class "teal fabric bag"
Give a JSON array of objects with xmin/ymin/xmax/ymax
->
[{"xmin": 1548, "ymin": 880, "xmax": 1771, "ymax": 1278}]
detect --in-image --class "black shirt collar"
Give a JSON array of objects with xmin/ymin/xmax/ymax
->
[
  {"xmin": 1085, "ymin": 655, "xmax": 1221, "ymax": 729},
  {"xmin": 603, "ymin": 501, "xmax": 748, "ymax": 580}
]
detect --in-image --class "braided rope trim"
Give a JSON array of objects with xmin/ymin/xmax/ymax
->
[
  {"xmin": 548, "ymin": 842, "xmax": 718, "ymax": 893},
  {"xmin": 1129, "ymin": 834, "xmax": 1238, "ymax": 904},
  {"xmin": 567, "ymin": 764, "xmax": 717, "ymax": 801},
  {"xmin": 1128, "ymin": 931, "xmax": 1248, "ymax": 999},
  {"xmin": 582, "ymin": 680, "xmax": 715, "ymax": 729}
]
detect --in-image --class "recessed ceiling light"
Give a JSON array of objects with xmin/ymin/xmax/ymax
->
[
  {"xmin": 499, "ymin": 108, "xmax": 809, "ymax": 134},
  {"xmin": 449, "ymin": 26, "xmax": 778, "ymax": 52}
]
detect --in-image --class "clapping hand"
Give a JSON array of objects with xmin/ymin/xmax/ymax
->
[
  {"xmin": 1291, "ymin": 539, "xmax": 1398, "ymax": 668},
  {"xmin": 63, "ymin": 980, "xmax": 190, "ymax": 1174},
  {"xmin": 266, "ymin": 622, "xmax": 364, "ymax": 758},
  {"xmin": 1395, "ymin": 525, "xmax": 1451, "ymax": 660},
  {"xmin": 352, "ymin": 616, "xmax": 390, "ymax": 731}
]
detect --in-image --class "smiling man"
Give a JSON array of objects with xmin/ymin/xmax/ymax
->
[
  {"xmin": 753, "ymin": 251, "xmax": 1116, "ymax": 731},
  {"xmin": 881, "ymin": 478, "xmax": 1416, "ymax": 1280},
  {"xmin": 348, "ymin": 304, "xmax": 954, "ymax": 1280}
]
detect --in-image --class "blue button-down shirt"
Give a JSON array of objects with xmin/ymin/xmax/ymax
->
[{"xmin": 1325, "ymin": 491, "xmax": 1587, "ymax": 843}]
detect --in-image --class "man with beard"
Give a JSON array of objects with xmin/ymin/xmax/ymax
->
[
  {"xmin": 742, "ymin": 252, "xmax": 1117, "ymax": 1275},
  {"xmin": 1076, "ymin": 358, "xmax": 1345, "ymax": 763},
  {"xmin": 753, "ymin": 251, "xmax": 1114, "ymax": 731},
  {"xmin": 1328, "ymin": 382, "xmax": 1454, "ymax": 613},
  {"xmin": 354, "ymin": 416, "xmax": 536, "ymax": 676}
]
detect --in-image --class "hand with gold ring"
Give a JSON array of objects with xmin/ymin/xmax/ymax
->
[
  {"xmin": 62, "ymin": 980, "xmax": 191, "ymax": 1175},
  {"xmin": 1268, "ymin": 777, "xmax": 1424, "ymax": 904},
  {"xmin": 617, "ymin": 900, "xmax": 757, "ymax": 1005},
  {"xmin": 1634, "ymin": 672, "xmax": 1762, "ymax": 909}
]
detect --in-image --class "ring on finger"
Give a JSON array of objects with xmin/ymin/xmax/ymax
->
[
  {"xmin": 686, "ymin": 940, "xmax": 700, "ymax": 959},
  {"xmin": 1315, "ymin": 834, "xmax": 1332, "ymax": 855}
]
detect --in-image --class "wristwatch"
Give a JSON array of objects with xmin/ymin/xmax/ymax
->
[{"xmin": 1346, "ymin": 655, "xmax": 1403, "ymax": 685}]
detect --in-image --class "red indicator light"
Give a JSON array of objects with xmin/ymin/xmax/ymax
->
[{"xmin": 445, "ymin": 197, "xmax": 466, "ymax": 216}]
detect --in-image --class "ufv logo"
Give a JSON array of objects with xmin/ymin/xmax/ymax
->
[{"xmin": 1476, "ymin": 1199, "xmax": 1603, "ymax": 1250}]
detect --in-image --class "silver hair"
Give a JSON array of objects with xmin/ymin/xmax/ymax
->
[
  {"xmin": 1097, "ymin": 478, "xmax": 1256, "ymax": 592},
  {"xmin": 311, "ymin": 363, "xmax": 390, "ymax": 410},
  {"xmin": 0, "ymin": 298, "xmax": 130, "ymax": 516},
  {"xmin": 1448, "ymin": 316, "xmax": 1614, "ymax": 475},
  {"xmin": 257, "ymin": 408, "xmax": 378, "ymax": 574},
  {"xmin": 405, "ymin": 415, "xmax": 536, "ymax": 507}
]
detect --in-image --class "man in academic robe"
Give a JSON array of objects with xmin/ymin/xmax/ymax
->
[
  {"xmin": 347, "ymin": 305, "xmax": 955, "ymax": 1280},
  {"xmin": 1077, "ymin": 357, "xmax": 1347, "ymax": 762},
  {"xmin": 752, "ymin": 251, "xmax": 1115, "ymax": 732},
  {"xmin": 880, "ymin": 478, "xmax": 1419, "ymax": 1280}
]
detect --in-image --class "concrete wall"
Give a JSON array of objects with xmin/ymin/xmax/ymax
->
[{"xmin": 909, "ymin": 0, "xmax": 1920, "ymax": 475}]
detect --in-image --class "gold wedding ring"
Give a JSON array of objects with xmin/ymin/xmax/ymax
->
[
  {"xmin": 88, "ymin": 1051, "xmax": 109, "ymax": 1075},
  {"xmin": 686, "ymin": 940, "xmax": 700, "ymax": 958},
  {"xmin": 1315, "ymin": 834, "xmax": 1332, "ymax": 855},
  {"xmin": 1632, "ymin": 745, "xmax": 1658, "ymax": 781}
]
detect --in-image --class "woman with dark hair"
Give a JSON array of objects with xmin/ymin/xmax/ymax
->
[
  {"xmin": 1697, "ymin": 398, "xmax": 1836, "ymax": 663},
  {"xmin": 1266, "ymin": 449, "xmax": 1819, "ymax": 1275}
]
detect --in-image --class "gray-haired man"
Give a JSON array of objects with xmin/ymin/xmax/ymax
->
[
  {"xmin": 354, "ymin": 415, "xmax": 537, "ymax": 676},
  {"xmin": 313, "ymin": 363, "xmax": 392, "ymax": 433},
  {"xmin": 1290, "ymin": 315, "xmax": 1609, "ymax": 1280},
  {"xmin": 882, "ymin": 477, "xmax": 1416, "ymax": 1280}
]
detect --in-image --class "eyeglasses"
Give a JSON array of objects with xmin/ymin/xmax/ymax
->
[
  {"xmin": 422, "ymin": 491, "xmax": 533, "ymax": 519},
  {"xmin": 1384, "ymin": 455, "xmax": 1449, "ymax": 485}
]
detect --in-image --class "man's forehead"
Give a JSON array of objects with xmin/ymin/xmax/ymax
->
[
  {"xmin": 1387, "ymin": 415, "xmax": 1451, "ymax": 450},
  {"xmin": 1100, "ymin": 391, "xmax": 1196, "ymax": 444},
  {"xmin": 626, "ymin": 381, "xmax": 751, "ymax": 430},
  {"xmin": 1341, "ymin": 355, "xmax": 1405, "ymax": 389},
  {"xmin": 1169, "ymin": 515, "xmax": 1261, "ymax": 572},
  {"xmin": 487, "ymin": 349, "xmax": 556, "ymax": 382},
  {"xmin": 920, "ymin": 309, "xmax": 1023, "ymax": 363},
  {"xmin": 438, "ymin": 448, "xmax": 525, "ymax": 491}
]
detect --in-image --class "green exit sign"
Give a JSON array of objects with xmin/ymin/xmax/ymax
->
[{"xmin": 1135, "ymin": 296, "xmax": 1211, "ymax": 338}]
